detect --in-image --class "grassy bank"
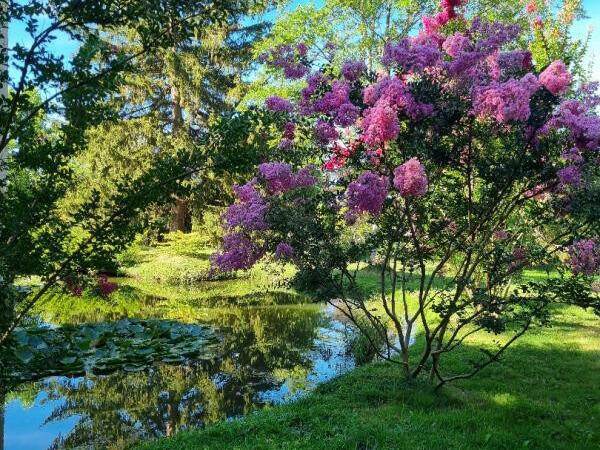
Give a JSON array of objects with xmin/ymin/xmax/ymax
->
[{"xmin": 138, "ymin": 304, "xmax": 599, "ymax": 449}]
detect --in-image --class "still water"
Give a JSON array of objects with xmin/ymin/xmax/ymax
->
[{"xmin": 2, "ymin": 300, "xmax": 356, "ymax": 449}]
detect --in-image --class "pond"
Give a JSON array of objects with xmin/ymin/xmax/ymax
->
[{"xmin": 1, "ymin": 285, "xmax": 357, "ymax": 450}]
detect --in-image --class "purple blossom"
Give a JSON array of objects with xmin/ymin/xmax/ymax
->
[
  {"xmin": 278, "ymin": 138, "xmax": 294, "ymax": 150},
  {"xmin": 275, "ymin": 242, "xmax": 295, "ymax": 260},
  {"xmin": 313, "ymin": 80, "xmax": 350, "ymax": 114},
  {"xmin": 294, "ymin": 166, "xmax": 317, "ymax": 189},
  {"xmin": 561, "ymin": 147, "xmax": 584, "ymax": 163},
  {"xmin": 346, "ymin": 171, "xmax": 389, "ymax": 217},
  {"xmin": 283, "ymin": 122, "xmax": 296, "ymax": 139},
  {"xmin": 393, "ymin": 158, "xmax": 428, "ymax": 197},
  {"xmin": 545, "ymin": 98, "xmax": 600, "ymax": 151},
  {"xmin": 258, "ymin": 162, "xmax": 296, "ymax": 194},
  {"xmin": 382, "ymin": 38, "xmax": 441, "ymax": 73},
  {"xmin": 335, "ymin": 102, "xmax": 360, "ymax": 127},
  {"xmin": 258, "ymin": 162, "xmax": 316, "ymax": 193},
  {"xmin": 222, "ymin": 182, "xmax": 268, "ymax": 231},
  {"xmin": 557, "ymin": 165, "xmax": 583, "ymax": 188},
  {"xmin": 314, "ymin": 120, "xmax": 339, "ymax": 144},
  {"xmin": 566, "ymin": 239, "xmax": 600, "ymax": 275},
  {"xmin": 296, "ymin": 42, "xmax": 308, "ymax": 56},
  {"xmin": 265, "ymin": 96, "xmax": 293, "ymax": 112},
  {"xmin": 211, "ymin": 232, "xmax": 264, "ymax": 271},
  {"xmin": 442, "ymin": 32, "xmax": 471, "ymax": 58},
  {"xmin": 341, "ymin": 60, "xmax": 367, "ymax": 82},
  {"xmin": 260, "ymin": 44, "xmax": 309, "ymax": 80}
]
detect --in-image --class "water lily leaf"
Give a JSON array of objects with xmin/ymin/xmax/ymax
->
[
  {"xmin": 60, "ymin": 356, "xmax": 78, "ymax": 365},
  {"xmin": 14, "ymin": 347, "xmax": 34, "ymax": 363}
]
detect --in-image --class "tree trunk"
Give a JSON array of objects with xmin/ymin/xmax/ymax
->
[
  {"xmin": 168, "ymin": 73, "xmax": 192, "ymax": 232},
  {"xmin": 170, "ymin": 197, "xmax": 192, "ymax": 233},
  {"xmin": 1, "ymin": 1, "xmax": 9, "ymax": 192}
]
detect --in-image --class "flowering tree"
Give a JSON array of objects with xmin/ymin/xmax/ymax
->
[{"xmin": 212, "ymin": 0, "xmax": 600, "ymax": 387}]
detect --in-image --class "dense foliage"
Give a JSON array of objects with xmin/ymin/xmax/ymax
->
[
  {"xmin": 213, "ymin": 0, "xmax": 600, "ymax": 385},
  {"xmin": 0, "ymin": 0, "xmax": 266, "ymax": 349}
]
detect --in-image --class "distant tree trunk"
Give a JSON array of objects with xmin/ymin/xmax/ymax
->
[
  {"xmin": 169, "ymin": 78, "xmax": 192, "ymax": 233},
  {"xmin": 165, "ymin": 390, "xmax": 180, "ymax": 438},
  {"xmin": 170, "ymin": 197, "xmax": 192, "ymax": 233}
]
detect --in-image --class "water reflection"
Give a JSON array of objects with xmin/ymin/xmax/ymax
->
[{"xmin": 2, "ymin": 304, "xmax": 355, "ymax": 449}]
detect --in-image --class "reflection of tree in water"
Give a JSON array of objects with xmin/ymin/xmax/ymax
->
[{"xmin": 31, "ymin": 306, "xmax": 325, "ymax": 449}]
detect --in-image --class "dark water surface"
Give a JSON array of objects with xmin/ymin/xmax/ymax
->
[{"xmin": 2, "ymin": 300, "xmax": 356, "ymax": 450}]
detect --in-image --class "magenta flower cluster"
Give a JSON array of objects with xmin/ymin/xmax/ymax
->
[
  {"xmin": 539, "ymin": 60, "xmax": 572, "ymax": 95},
  {"xmin": 421, "ymin": 0, "xmax": 467, "ymax": 35},
  {"xmin": 472, "ymin": 74, "xmax": 540, "ymax": 123},
  {"xmin": 346, "ymin": 171, "xmax": 389, "ymax": 219},
  {"xmin": 266, "ymin": 96, "xmax": 293, "ymax": 112},
  {"xmin": 258, "ymin": 162, "xmax": 316, "ymax": 194},
  {"xmin": 566, "ymin": 239, "xmax": 600, "ymax": 275},
  {"xmin": 222, "ymin": 181, "xmax": 268, "ymax": 232},
  {"xmin": 361, "ymin": 77, "xmax": 433, "ymax": 147},
  {"xmin": 212, "ymin": 0, "xmax": 600, "ymax": 280},
  {"xmin": 341, "ymin": 60, "xmax": 367, "ymax": 82},
  {"xmin": 393, "ymin": 158, "xmax": 428, "ymax": 198}
]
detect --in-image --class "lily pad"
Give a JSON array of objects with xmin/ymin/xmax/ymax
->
[{"xmin": 2, "ymin": 319, "xmax": 221, "ymax": 383}]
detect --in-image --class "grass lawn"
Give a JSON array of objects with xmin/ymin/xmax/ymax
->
[{"xmin": 136, "ymin": 302, "xmax": 600, "ymax": 449}]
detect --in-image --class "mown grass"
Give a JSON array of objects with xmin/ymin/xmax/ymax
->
[{"xmin": 138, "ymin": 304, "xmax": 599, "ymax": 450}]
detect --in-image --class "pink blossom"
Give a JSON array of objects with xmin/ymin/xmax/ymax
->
[
  {"xmin": 494, "ymin": 229, "xmax": 509, "ymax": 241},
  {"xmin": 566, "ymin": 239, "xmax": 600, "ymax": 275},
  {"xmin": 361, "ymin": 104, "xmax": 399, "ymax": 147},
  {"xmin": 393, "ymin": 158, "xmax": 428, "ymax": 197},
  {"xmin": 473, "ymin": 74, "xmax": 540, "ymax": 123},
  {"xmin": 539, "ymin": 60, "xmax": 572, "ymax": 95},
  {"xmin": 526, "ymin": 1, "xmax": 537, "ymax": 14},
  {"xmin": 443, "ymin": 32, "xmax": 471, "ymax": 58},
  {"xmin": 421, "ymin": 0, "xmax": 467, "ymax": 35}
]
